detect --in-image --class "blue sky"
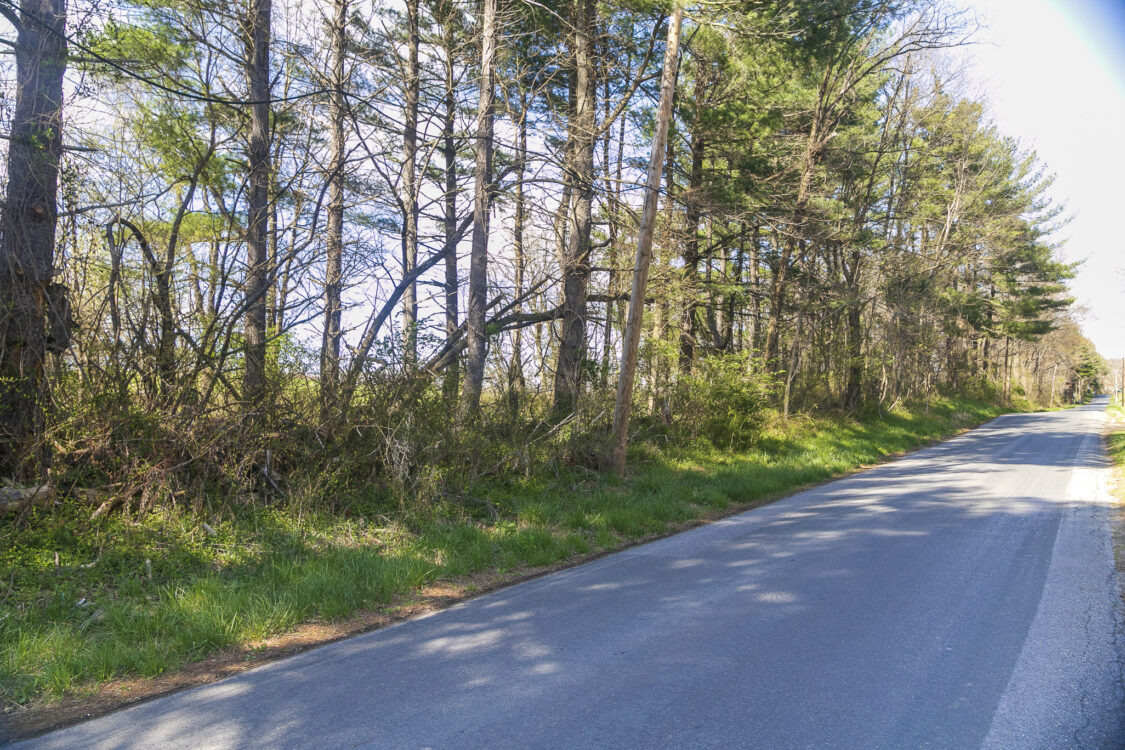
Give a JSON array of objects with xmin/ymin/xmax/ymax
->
[{"xmin": 965, "ymin": 0, "xmax": 1125, "ymax": 358}]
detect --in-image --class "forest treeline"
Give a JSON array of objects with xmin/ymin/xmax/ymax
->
[{"xmin": 0, "ymin": 0, "xmax": 1108, "ymax": 505}]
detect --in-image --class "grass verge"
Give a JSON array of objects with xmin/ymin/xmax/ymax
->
[
  {"xmin": 1105, "ymin": 402, "xmax": 1125, "ymax": 604},
  {"xmin": 1108, "ymin": 403, "xmax": 1125, "ymax": 495},
  {"xmin": 1, "ymin": 396, "xmax": 1007, "ymax": 729}
]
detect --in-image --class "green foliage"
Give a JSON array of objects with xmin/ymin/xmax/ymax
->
[
  {"xmin": 954, "ymin": 374, "xmax": 1002, "ymax": 404},
  {"xmin": 1, "ymin": 396, "xmax": 1006, "ymax": 707},
  {"xmin": 83, "ymin": 17, "xmax": 192, "ymax": 79},
  {"xmin": 5, "ymin": 0, "xmax": 1099, "ymax": 715},
  {"xmin": 673, "ymin": 353, "xmax": 776, "ymax": 449},
  {"xmin": 1074, "ymin": 345, "xmax": 1109, "ymax": 399}
]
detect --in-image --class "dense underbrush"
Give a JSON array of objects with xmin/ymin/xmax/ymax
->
[{"xmin": 1, "ymin": 375, "xmax": 1009, "ymax": 708}]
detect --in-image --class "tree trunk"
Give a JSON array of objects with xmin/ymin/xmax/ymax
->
[
  {"xmin": 267, "ymin": 170, "xmax": 279, "ymax": 334},
  {"xmin": 1002, "ymin": 335, "xmax": 1011, "ymax": 402},
  {"xmin": 243, "ymin": 0, "xmax": 272, "ymax": 407},
  {"xmin": 610, "ymin": 6, "xmax": 682, "ymax": 476},
  {"xmin": 552, "ymin": 0, "xmax": 597, "ymax": 415},
  {"xmin": 115, "ymin": 210, "xmax": 195, "ymax": 404},
  {"xmin": 441, "ymin": 12, "xmax": 460, "ymax": 401},
  {"xmin": 598, "ymin": 67, "xmax": 616, "ymax": 388},
  {"xmin": 507, "ymin": 92, "xmax": 528, "ymax": 412},
  {"xmin": 782, "ymin": 311, "xmax": 805, "ymax": 419},
  {"xmin": 649, "ymin": 119, "xmax": 676, "ymax": 417},
  {"xmin": 677, "ymin": 132, "xmax": 704, "ymax": 372},
  {"xmin": 763, "ymin": 239, "xmax": 789, "ymax": 368},
  {"xmin": 320, "ymin": 0, "xmax": 347, "ymax": 418},
  {"xmin": 724, "ymin": 229, "xmax": 741, "ymax": 352},
  {"xmin": 749, "ymin": 224, "xmax": 760, "ymax": 353},
  {"xmin": 400, "ymin": 0, "xmax": 420, "ymax": 369},
  {"xmin": 842, "ymin": 301, "xmax": 862, "ymax": 410},
  {"xmin": 0, "ymin": 0, "xmax": 68, "ymax": 478},
  {"xmin": 766, "ymin": 106, "xmax": 822, "ymax": 370},
  {"xmin": 459, "ymin": 0, "xmax": 496, "ymax": 418}
]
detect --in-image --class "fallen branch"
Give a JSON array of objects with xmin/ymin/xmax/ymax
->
[
  {"xmin": 0, "ymin": 485, "xmax": 54, "ymax": 515},
  {"xmin": 90, "ymin": 498, "xmax": 124, "ymax": 520}
]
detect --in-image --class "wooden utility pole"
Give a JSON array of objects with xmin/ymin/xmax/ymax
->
[
  {"xmin": 1119, "ymin": 357, "xmax": 1124, "ymax": 405},
  {"xmin": 610, "ymin": 5, "xmax": 684, "ymax": 476}
]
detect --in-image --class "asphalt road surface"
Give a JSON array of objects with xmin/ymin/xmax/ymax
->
[{"xmin": 12, "ymin": 400, "xmax": 1125, "ymax": 749}]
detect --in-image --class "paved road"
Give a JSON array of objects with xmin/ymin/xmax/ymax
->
[{"xmin": 12, "ymin": 400, "xmax": 1125, "ymax": 748}]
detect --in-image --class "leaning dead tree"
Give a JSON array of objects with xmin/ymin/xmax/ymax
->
[{"xmin": 610, "ymin": 4, "xmax": 683, "ymax": 476}]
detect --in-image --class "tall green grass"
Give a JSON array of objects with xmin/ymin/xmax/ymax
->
[
  {"xmin": 1107, "ymin": 404, "xmax": 1125, "ymax": 475},
  {"xmin": 0, "ymin": 397, "xmax": 1005, "ymax": 705}
]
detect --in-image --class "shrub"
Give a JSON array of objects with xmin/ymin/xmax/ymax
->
[
  {"xmin": 956, "ymin": 374, "xmax": 1001, "ymax": 403},
  {"xmin": 672, "ymin": 353, "xmax": 776, "ymax": 450}
]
